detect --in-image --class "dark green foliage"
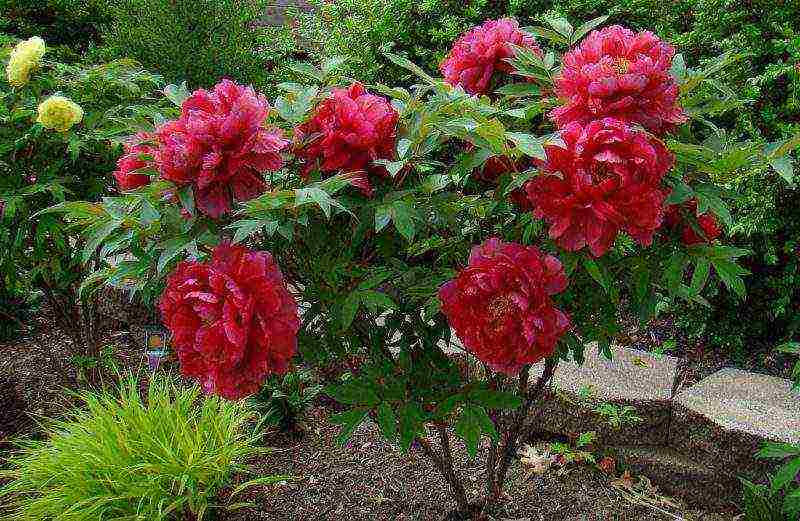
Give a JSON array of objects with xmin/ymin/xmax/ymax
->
[
  {"xmin": 99, "ymin": 0, "xmax": 301, "ymax": 91},
  {"xmin": 741, "ymin": 439, "xmax": 800, "ymax": 520},
  {"xmin": 0, "ymin": 0, "xmax": 107, "ymax": 54}
]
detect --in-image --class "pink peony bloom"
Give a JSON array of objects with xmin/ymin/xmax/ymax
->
[
  {"xmin": 294, "ymin": 82, "xmax": 399, "ymax": 197},
  {"xmin": 159, "ymin": 242, "xmax": 300, "ymax": 400},
  {"xmin": 441, "ymin": 18, "xmax": 542, "ymax": 95},
  {"xmin": 525, "ymin": 118, "xmax": 674, "ymax": 257},
  {"xmin": 113, "ymin": 132, "xmax": 157, "ymax": 191},
  {"xmin": 156, "ymin": 79, "xmax": 288, "ymax": 218},
  {"xmin": 550, "ymin": 25, "xmax": 686, "ymax": 134},
  {"xmin": 439, "ymin": 238, "xmax": 570, "ymax": 375}
]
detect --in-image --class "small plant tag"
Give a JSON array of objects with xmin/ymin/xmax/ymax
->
[{"xmin": 144, "ymin": 326, "xmax": 170, "ymax": 371}]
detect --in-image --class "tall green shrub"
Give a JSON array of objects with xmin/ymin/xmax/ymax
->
[{"xmin": 99, "ymin": 0, "xmax": 299, "ymax": 91}]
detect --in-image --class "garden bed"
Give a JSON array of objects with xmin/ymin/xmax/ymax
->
[{"xmin": 2, "ymin": 307, "xmax": 740, "ymax": 520}]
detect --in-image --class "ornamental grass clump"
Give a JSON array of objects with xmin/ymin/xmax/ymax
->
[{"xmin": 0, "ymin": 374, "xmax": 268, "ymax": 521}]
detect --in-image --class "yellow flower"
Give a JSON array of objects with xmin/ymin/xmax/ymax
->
[
  {"xmin": 37, "ymin": 95, "xmax": 84, "ymax": 132},
  {"xmin": 6, "ymin": 36, "xmax": 46, "ymax": 88}
]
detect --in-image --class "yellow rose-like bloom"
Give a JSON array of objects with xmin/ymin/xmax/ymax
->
[
  {"xmin": 37, "ymin": 95, "xmax": 84, "ymax": 132},
  {"xmin": 6, "ymin": 36, "xmax": 46, "ymax": 87}
]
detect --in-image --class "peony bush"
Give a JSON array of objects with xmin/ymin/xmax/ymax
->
[{"xmin": 50, "ymin": 15, "xmax": 798, "ymax": 516}]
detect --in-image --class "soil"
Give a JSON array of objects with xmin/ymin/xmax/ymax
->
[{"xmin": 1, "ymin": 307, "xmax": 748, "ymax": 520}]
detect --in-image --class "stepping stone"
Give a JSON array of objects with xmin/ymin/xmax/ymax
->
[
  {"xmin": 671, "ymin": 368, "xmax": 800, "ymax": 483},
  {"xmin": 527, "ymin": 345, "xmax": 680, "ymax": 446}
]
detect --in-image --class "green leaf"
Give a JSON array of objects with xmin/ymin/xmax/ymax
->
[
  {"xmin": 340, "ymin": 292, "xmax": 360, "ymax": 330},
  {"xmin": 375, "ymin": 204, "xmax": 392, "ymax": 233},
  {"xmin": 321, "ymin": 56, "xmax": 348, "ymax": 75},
  {"xmin": 157, "ymin": 237, "xmax": 194, "ymax": 274},
  {"xmin": 392, "ymin": 200, "xmax": 416, "ymax": 242},
  {"xmin": 163, "ymin": 82, "xmax": 190, "ymax": 107},
  {"xmin": 327, "ymin": 380, "xmax": 380, "ymax": 406},
  {"xmin": 176, "ymin": 185, "xmax": 195, "ymax": 217},
  {"xmin": 690, "ymin": 258, "xmax": 711, "ymax": 294},
  {"xmin": 398, "ymin": 402, "xmax": 425, "ymax": 452},
  {"xmin": 583, "ymin": 257, "xmax": 608, "ymax": 293},
  {"xmin": 665, "ymin": 181, "xmax": 694, "ymax": 205},
  {"xmin": 494, "ymin": 83, "xmax": 541, "ymax": 97},
  {"xmin": 383, "ymin": 52, "xmax": 436, "ymax": 84},
  {"xmin": 82, "ymin": 219, "xmax": 123, "ymax": 262},
  {"xmin": 506, "ymin": 132, "xmax": 546, "ymax": 160},
  {"xmin": 376, "ymin": 402, "xmax": 397, "ymax": 440},
  {"xmin": 454, "ymin": 404, "xmax": 496, "ymax": 458},
  {"xmin": 290, "ymin": 62, "xmax": 324, "ymax": 82},
  {"xmin": 571, "ymin": 15, "xmax": 609, "ymax": 44},
  {"xmin": 770, "ymin": 156, "xmax": 795, "ymax": 184},
  {"xmin": 359, "ymin": 290, "xmax": 398, "ymax": 314},
  {"xmin": 771, "ymin": 457, "xmax": 800, "ymax": 492},
  {"xmin": 776, "ymin": 342, "xmax": 800, "ymax": 355},
  {"xmin": 757, "ymin": 441, "xmax": 800, "ymax": 460},
  {"xmin": 469, "ymin": 389, "xmax": 522, "ymax": 410},
  {"xmin": 230, "ymin": 220, "xmax": 263, "ymax": 244},
  {"xmin": 664, "ymin": 251, "xmax": 688, "ymax": 293},
  {"xmin": 330, "ymin": 408, "xmax": 369, "ymax": 445},
  {"xmin": 546, "ymin": 17, "xmax": 574, "ymax": 38}
]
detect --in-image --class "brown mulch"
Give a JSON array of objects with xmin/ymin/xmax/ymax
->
[
  {"xmin": 2, "ymin": 307, "xmax": 741, "ymax": 520},
  {"xmin": 226, "ymin": 406, "xmax": 733, "ymax": 521},
  {"xmin": 0, "ymin": 305, "xmax": 149, "ymax": 443}
]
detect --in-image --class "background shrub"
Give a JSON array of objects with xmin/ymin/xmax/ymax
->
[
  {"xmin": 0, "ymin": 374, "xmax": 268, "ymax": 520},
  {"xmin": 0, "ymin": 0, "xmax": 107, "ymax": 56},
  {"xmin": 98, "ymin": 0, "xmax": 301, "ymax": 91}
]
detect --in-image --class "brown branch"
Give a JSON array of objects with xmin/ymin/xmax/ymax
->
[
  {"xmin": 492, "ymin": 357, "xmax": 558, "ymax": 493},
  {"xmin": 416, "ymin": 433, "xmax": 469, "ymax": 513}
]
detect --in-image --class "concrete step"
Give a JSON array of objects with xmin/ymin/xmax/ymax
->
[
  {"xmin": 527, "ymin": 345, "xmax": 680, "ymax": 446},
  {"xmin": 670, "ymin": 368, "xmax": 800, "ymax": 483}
]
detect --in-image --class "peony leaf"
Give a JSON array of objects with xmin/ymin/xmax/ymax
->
[
  {"xmin": 392, "ymin": 200, "xmax": 416, "ymax": 242},
  {"xmin": 494, "ymin": 82, "xmax": 541, "ymax": 98},
  {"xmin": 375, "ymin": 402, "xmax": 397, "ymax": 441},
  {"xmin": 469, "ymin": 389, "xmax": 522, "ymax": 410},
  {"xmin": 340, "ymin": 291, "xmax": 360, "ymax": 330},
  {"xmin": 163, "ymin": 82, "xmax": 190, "ymax": 107},
  {"xmin": 546, "ymin": 17, "xmax": 574, "ymax": 38},
  {"xmin": 506, "ymin": 132, "xmax": 546, "ymax": 160},
  {"xmin": 770, "ymin": 156, "xmax": 794, "ymax": 184},
  {"xmin": 398, "ymin": 402, "xmax": 425, "ymax": 452},
  {"xmin": 330, "ymin": 408, "xmax": 369, "ymax": 446},
  {"xmin": 571, "ymin": 15, "xmax": 609, "ymax": 45},
  {"xmin": 757, "ymin": 440, "xmax": 800, "ymax": 460},
  {"xmin": 771, "ymin": 457, "xmax": 800, "ymax": 493}
]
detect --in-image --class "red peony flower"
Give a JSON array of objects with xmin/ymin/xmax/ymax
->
[
  {"xmin": 294, "ymin": 82, "xmax": 398, "ymax": 197},
  {"xmin": 156, "ymin": 79, "xmax": 288, "ymax": 218},
  {"xmin": 525, "ymin": 118, "xmax": 673, "ymax": 257},
  {"xmin": 159, "ymin": 242, "xmax": 300, "ymax": 400},
  {"xmin": 439, "ymin": 238, "xmax": 570, "ymax": 375},
  {"xmin": 665, "ymin": 198, "xmax": 722, "ymax": 245},
  {"xmin": 113, "ymin": 132, "xmax": 157, "ymax": 191},
  {"xmin": 441, "ymin": 18, "xmax": 542, "ymax": 96},
  {"xmin": 550, "ymin": 25, "xmax": 686, "ymax": 134}
]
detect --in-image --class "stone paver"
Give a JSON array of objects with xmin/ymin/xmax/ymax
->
[
  {"xmin": 527, "ymin": 345, "xmax": 680, "ymax": 445},
  {"xmin": 670, "ymin": 368, "xmax": 800, "ymax": 484},
  {"xmin": 674, "ymin": 368, "xmax": 800, "ymax": 443}
]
